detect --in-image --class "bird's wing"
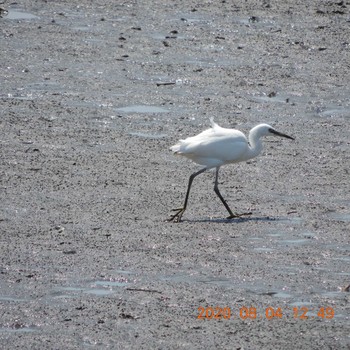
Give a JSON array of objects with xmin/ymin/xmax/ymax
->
[
  {"xmin": 173, "ymin": 129, "xmax": 249, "ymax": 163},
  {"xmin": 174, "ymin": 122, "xmax": 238, "ymax": 147}
]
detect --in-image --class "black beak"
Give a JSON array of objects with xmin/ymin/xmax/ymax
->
[{"xmin": 269, "ymin": 128, "xmax": 295, "ymax": 140}]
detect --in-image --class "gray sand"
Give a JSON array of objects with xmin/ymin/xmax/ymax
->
[{"xmin": 1, "ymin": 0, "xmax": 349, "ymax": 348}]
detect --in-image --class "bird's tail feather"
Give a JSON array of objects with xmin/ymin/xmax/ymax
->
[{"xmin": 170, "ymin": 143, "xmax": 182, "ymax": 154}]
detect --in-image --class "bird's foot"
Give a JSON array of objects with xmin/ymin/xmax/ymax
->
[
  {"xmin": 167, "ymin": 208, "xmax": 186, "ymax": 223},
  {"xmin": 227, "ymin": 211, "xmax": 252, "ymax": 219}
]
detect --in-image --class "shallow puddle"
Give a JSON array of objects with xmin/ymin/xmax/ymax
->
[
  {"xmin": 94, "ymin": 280, "xmax": 129, "ymax": 288},
  {"xmin": 185, "ymin": 55, "xmax": 250, "ymax": 69},
  {"xmin": 116, "ymin": 105, "xmax": 169, "ymax": 113},
  {"xmin": 83, "ymin": 289, "xmax": 114, "ymax": 296},
  {"xmin": 4, "ymin": 9, "xmax": 39, "ymax": 20},
  {"xmin": 0, "ymin": 296, "xmax": 27, "ymax": 302},
  {"xmin": 55, "ymin": 278, "xmax": 129, "ymax": 298},
  {"xmin": 0, "ymin": 326, "xmax": 38, "ymax": 333},
  {"xmin": 249, "ymin": 91, "xmax": 310, "ymax": 106},
  {"xmin": 278, "ymin": 238, "xmax": 310, "ymax": 246},
  {"xmin": 277, "ymin": 216, "xmax": 304, "ymax": 225},
  {"xmin": 332, "ymin": 256, "xmax": 350, "ymax": 263},
  {"xmin": 56, "ymin": 286, "xmax": 115, "ymax": 297},
  {"xmin": 320, "ymin": 290, "xmax": 346, "ymax": 299},
  {"xmin": 327, "ymin": 212, "xmax": 350, "ymax": 222},
  {"xmin": 252, "ymin": 93, "xmax": 290, "ymax": 104},
  {"xmin": 3, "ymin": 92, "xmax": 35, "ymax": 100},
  {"xmin": 318, "ymin": 106, "xmax": 350, "ymax": 118},
  {"xmin": 266, "ymin": 232, "xmax": 284, "ymax": 237}
]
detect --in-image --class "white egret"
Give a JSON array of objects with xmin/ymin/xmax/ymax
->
[{"xmin": 168, "ymin": 119, "xmax": 294, "ymax": 222}]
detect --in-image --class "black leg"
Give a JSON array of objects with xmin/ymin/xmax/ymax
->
[
  {"xmin": 168, "ymin": 167, "xmax": 207, "ymax": 222},
  {"xmin": 213, "ymin": 167, "xmax": 236, "ymax": 217},
  {"xmin": 213, "ymin": 167, "xmax": 252, "ymax": 219}
]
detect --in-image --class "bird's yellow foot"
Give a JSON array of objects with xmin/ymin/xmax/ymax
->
[
  {"xmin": 168, "ymin": 208, "xmax": 186, "ymax": 223},
  {"xmin": 227, "ymin": 211, "xmax": 252, "ymax": 219}
]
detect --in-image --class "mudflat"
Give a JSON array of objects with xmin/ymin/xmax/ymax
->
[{"xmin": 1, "ymin": 1, "xmax": 349, "ymax": 348}]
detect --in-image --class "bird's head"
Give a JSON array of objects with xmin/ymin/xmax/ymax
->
[{"xmin": 253, "ymin": 124, "xmax": 294, "ymax": 140}]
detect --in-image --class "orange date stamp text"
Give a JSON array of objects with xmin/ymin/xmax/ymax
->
[{"xmin": 197, "ymin": 306, "xmax": 335, "ymax": 320}]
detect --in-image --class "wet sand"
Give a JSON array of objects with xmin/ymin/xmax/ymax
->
[{"xmin": 1, "ymin": 0, "xmax": 350, "ymax": 348}]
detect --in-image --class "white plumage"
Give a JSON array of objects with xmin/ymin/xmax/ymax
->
[
  {"xmin": 168, "ymin": 119, "xmax": 294, "ymax": 222},
  {"xmin": 171, "ymin": 119, "xmax": 252, "ymax": 167}
]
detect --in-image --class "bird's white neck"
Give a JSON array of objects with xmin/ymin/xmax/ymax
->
[{"xmin": 245, "ymin": 128, "xmax": 264, "ymax": 160}]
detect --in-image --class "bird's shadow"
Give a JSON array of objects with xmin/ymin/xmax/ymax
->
[{"xmin": 181, "ymin": 215, "xmax": 286, "ymax": 224}]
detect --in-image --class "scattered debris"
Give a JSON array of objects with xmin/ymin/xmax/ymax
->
[{"xmin": 126, "ymin": 287, "xmax": 162, "ymax": 294}]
